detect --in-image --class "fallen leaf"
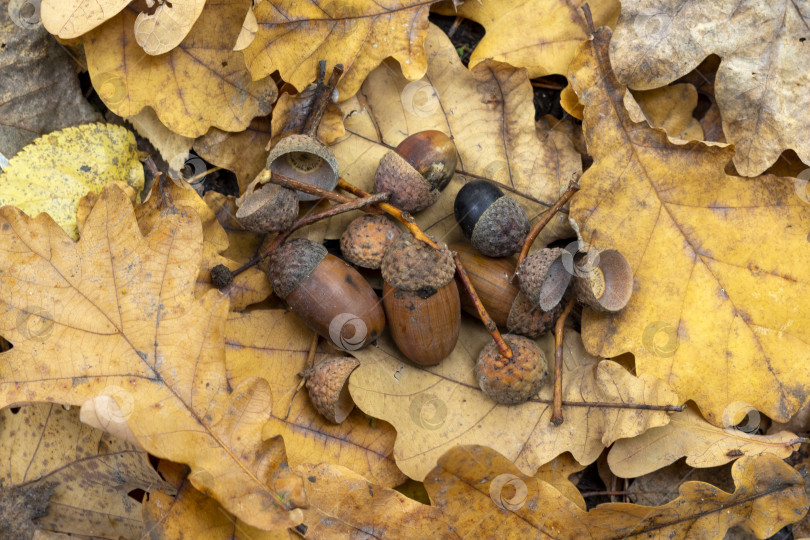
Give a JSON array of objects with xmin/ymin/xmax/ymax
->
[
  {"xmin": 225, "ymin": 309, "xmax": 406, "ymax": 487},
  {"xmin": 610, "ymin": 0, "xmax": 810, "ymax": 176},
  {"xmin": 328, "ymin": 24, "xmax": 581, "ymax": 243},
  {"xmin": 425, "ymin": 445, "xmax": 809, "ymax": 539},
  {"xmin": 348, "ymin": 318, "xmax": 680, "ymax": 480},
  {"xmin": 0, "ymin": 403, "xmax": 169, "ymax": 539},
  {"xmin": 0, "ymin": 123, "xmax": 144, "ymax": 240},
  {"xmin": 0, "ymin": 482, "xmax": 55, "ymax": 539},
  {"xmin": 126, "ymin": 107, "xmax": 195, "ymax": 173},
  {"xmin": 243, "ymin": 0, "xmax": 437, "ymax": 99},
  {"xmin": 700, "ymin": 102, "xmax": 726, "ymax": 143},
  {"xmin": 41, "ymin": 0, "xmax": 130, "ymax": 38},
  {"xmin": 625, "ymin": 84, "xmax": 704, "ymax": 141},
  {"xmin": 433, "ymin": 0, "xmax": 620, "ymax": 78},
  {"xmin": 270, "ymin": 90, "xmax": 345, "ymax": 147},
  {"xmin": 0, "ymin": 185, "xmax": 303, "ymax": 530},
  {"xmin": 0, "ymin": 0, "xmax": 101, "ymax": 158},
  {"xmin": 568, "ymin": 28, "xmax": 810, "ymax": 425},
  {"xmin": 133, "ymin": 0, "xmax": 207, "ymax": 55},
  {"xmin": 625, "ymin": 459, "xmax": 733, "ymax": 507},
  {"xmin": 85, "ymin": 1, "xmax": 277, "ymax": 138},
  {"xmin": 607, "ymin": 403, "xmax": 802, "ymax": 478},
  {"xmin": 535, "ymin": 454, "xmax": 586, "ymax": 510}
]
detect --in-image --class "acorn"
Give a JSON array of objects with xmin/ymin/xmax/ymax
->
[
  {"xmin": 235, "ymin": 176, "xmax": 298, "ymax": 233},
  {"xmin": 451, "ymin": 242, "xmax": 519, "ymax": 327},
  {"xmin": 381, "ymin": 233, "xmax": 460, "ymax": 366},
  {"xmin": 574, "ymin": 248, "xmax": 633, "ymax": 312},
  {"xmin": 267, "ymin": 239, "xmax": 385, "ymax": 350},
  {"xmin": 453, "ymin": 180, "xmax": 529, "ymax": 257},
  {"xmin": 303, "ymin": 356, "xmax": 361, "ymax": 424},
  {"xmin": 373, "ymin": 131, "xmax": 457, "ymax": 213},
  {"xmin": 266, "ymin": 134, "xmax": 339, "ymax": 201},
  {"xmin": 340, "ymin": 214, "xmax": 401, "ymax": 269},
  {"xmin": 517, "ymin": 247, "xmax": 572, "ymax": 312},
  {"xmin": 475, "ymin": 334, "xmax": 547, "ymax": 404},
  {"xmin": 506, "ymin": 292, "xmax": 563, "ymax": 339}
]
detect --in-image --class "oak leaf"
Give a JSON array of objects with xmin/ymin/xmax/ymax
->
[
  {"xmin": 125, "ymin": 108, "xmax": 195, "ymax": 173},
  {"xmin": 0, "ymin": 123, "xmax": 144, "ymax": 240},
  {"xmin": 568, "ymin": 28, "xmax": 810, "ymax": 425},
  {"xmin": 0, "ymin": 403, "xmax": 169, "ymax": 539},
  {"xmin": 85, "ymin": 1, "xmax": 277, "ymax": 138},
  {"xmin": 625, "ymin": 84, "xmax": 705, "ymax": 142},
  {"xmin": 132, "ymin": 0, "xmax": 206, "ymax": 55},
  {"xmin": 607, "ymin": 403, "xmax": 803, "ymax": 478},
  {"xmin": 41, "ymin": 0, "xmax": 129, "ymax": 38},
  {"xmin": 243, "ymin": 0, "xmax": 437, "ymax": 99},
  {"xmin": 0, "ymin": 185, "xmax": 303, "ymax": 530},
  {"xmin": 425, "ymin": 445, "xmax": 809, "ymax": 539},
  {"xmin": 348, "ymin": 318, "xmax": 680, "ymax": 480},
  {"xmin": 225, "ymin": 309, "xmax": 405, "ymax": 487},
  {"xmin": 610, "ymin": 0, "xmax": 810, "ymax": 176}
]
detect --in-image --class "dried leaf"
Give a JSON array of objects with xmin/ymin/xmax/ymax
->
[
  {"xmin": 348, "ymin": 318, "xmax": 680, "ymax": 481},
  {"xmin": 225, "ymin": 310, "xmax": 405, "ymax": 487},
  {"xmin": 85, "ymin": 1, "xmax": 276, "ymax": 138},
  {"xmin": 0, "ymin": 185, "xmax": 303, "ymax": 530},
  {"xmin": 425, "ymin": 445, "xmax": 808, "ymax": 539},
  {"xmin": 133, "ymin": 0, "xmax": 206, "ymax": 55},
  {"xmin": 126, "ymin": 107, "xmax": 195, "ymax": 172},
  {"xmin": 610, "ymin": 0, "xmax": 810, "ymax": 176},
  {"xmin": 243, "ymin": 0, "xmax": 437, "ymax": 99},
  {"xmin": 608, "ymin": 403, "xmax": 802, "ymax": 478},
  {"xmin": 568, "ymin": 28, "xmax": 810, "ymax": 425},
  {"xmin": 433, "ymin": 0, "xmax": 620, "ymax": 78},
  {"xmin": 0, "ymin": 1, "xmax": 100, "ymax": 158},
  {"xmin": 0, "ymin": 123, "xmax": 144, "ymax": 240},
  {"xmin": 0, "ymin": 403, "xmax": 169, "ymax": 539},
  {"xmin": 625, "ymin": 84, "xmax": 704, "ymax": 141},
  {"xmin": 41, "ymin": 0, "xmax": 129, "ymax": 38}
]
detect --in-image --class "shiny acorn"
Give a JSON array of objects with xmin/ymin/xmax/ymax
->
[
  {"xmin": 453, "ymin": 180, "xmax": 529, "ymax": 257},
  {"xmin": 267, "ymin": 239, "xmax": 385, "ymax": 350}
]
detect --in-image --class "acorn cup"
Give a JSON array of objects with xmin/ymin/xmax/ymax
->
[
  {"xmin": 517, "ymin": 247, "xmax": 572, "ymax": 312},
  {"xmin": 373, "ymin": 130, "xmax": 457, "ymax": 213},
  {"xmin": 267, "ymin": 239, "xmax": 385, "ymax": 351},
  {"xmin": 453, "ymin": 179, "xmax": 530, "ymax": 257},
  {"xmin": 476, "ymin": 333, "xmax": 548, "ymax": 405},
  {"xmin": 573, "ymin": 248, "xmax": 633, "ymax": 312},
  {"xmin": 381, "ymin": 233, "xmax": 461, "ymax": 366},
  {"xmin": 340, "ymin": 214, "xmax": 402, "ymax": 270},
  {"xmin": 235, "ymin": 174, "xmax": 299, "ymax": 233},
  {"xmin": 265, "ymin": 134, "xmax": 340, "ymax": 201},
  {"xmin": 303, "ymin": 356, "xmax": 361, "ymax": 424},
  {"xmin": 506, "ymin": 292, "xmax": 564, "ymax": 339}
]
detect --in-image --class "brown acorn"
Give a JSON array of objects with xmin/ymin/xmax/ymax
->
[
  {"xmin": 381, "ymin": 233, "xmax": 460, "ymax": 366},
  {"xmin": 266, "ymin": 134, "xmax": 340, "ymax": 201},
  {"xmin": 476, "ymin": 334, "xmax": 547, "ymax": 404},
  {"xmin": 303, "ymin": 356, "xmax": 360, "ymax": 423},
  {"xmin": 373, "ymin": 131, "xmax": 457, "ymax": 213},
  {"xmin": 267, "ymin": 239, "xmax": 385, "ymax": 350},
  {"xmin": 574, "ymin": 248, "xmax": 633, "ymax": 312},
  {"xmin": 517, "ymin": 247, "xmax": 572, "ymax": 311},
  {"xmin": 235, "ymin": 176, "xmax": 298, "ymax": 233},
  {"xmin": 451, "ymin": 243, "xmax": 519, "ymax": 327},
  {"xmin": 340, "ymin": 214, "xmax": 401, "ymax": 269}
]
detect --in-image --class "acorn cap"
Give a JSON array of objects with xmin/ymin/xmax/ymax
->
[
  {"xmin": 380, "ymin": 233, "xmax": 455, "ymax": 292},
  {"xmin": 304, "ymin": 356, "xmax": 361, "ymax": 423},
  {"xmin": 471, "ymin": 196, "xmax": 529, "ymax": 257},
  {"xmin": 574, "ymin": 249, "xmax": 633, "ymax": 312},
  {"xmin": 506, "ymin": 292, "xmax": 564, "ymax": 339},
  {"xmin": 267, "ymin": 238, "xmax": 328, "ymax": 299},
  {"xmin": 517, "ymin": 247, "xmax": 572, "ymax": 311},
  {"xmin": 395, "ymin": 130, "xmax": 457, "ymax": 191},
  {"xmin": 266, "ymin": 134, "xmax": 339, "ymax": 202},
  {"xmin": 475, "ymin": 334, "xmax": 547, "ymax": 404},
  {"xmin": 235, "ymin": 179, "xmax": 298, "ymax": 233},
  {"xmin": 340, "ymin": 214, "xmax": 401, "ymax": 269},
  {"xmin": 373, "ymin": 151, "xmax": 438, "ymax": 213}
]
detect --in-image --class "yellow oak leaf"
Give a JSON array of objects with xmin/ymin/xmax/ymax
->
[
  {"xmin": 133, "ymin": 0, "xmax": 206, "ymax": 55},
  {"xmin": 0, "ymin": 184, "xmax": 302, "ymax": 530},
  {"xmin": 243, "ymin": 0, "xmax": 438, "ymax": 99},
  {"xmin": 610, "ymin": 0, "xmax": 810, "ymax": 176},
  {"xmin": 568, "ymin": 28, "xmax": 810, "ymax": 425},
  {"xmin": 348, "ymin": 318, "xmax": 680, "ymax": 481},
  {"xmin": 0, "ymin": 123, "xmax": 143, "ymax": 240},
  {"xmin": 425, "ymin": 445, "xmax": 808, "ymax": 539},
  {"xmin": 41, "ymin": 0, "xmax": 130, "ymax": 38},
  {"xmin": 85, "ymin": 1, "xmax": 276, "ymax": 138},
  {"xmin": 625, "ymin": 84, "xmax": 705, "ymax": 142}
]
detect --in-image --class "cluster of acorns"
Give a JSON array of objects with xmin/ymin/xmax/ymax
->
[{"xmin": 232, "ymin": 127, "xmax": 633, "ymax": 423}]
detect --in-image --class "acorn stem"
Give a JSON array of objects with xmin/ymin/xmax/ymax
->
[
  {"xmin": 551, "ymin": 297, "xmax": 576, "ymax": 426},
  {"xmin": 303, "ymin": 62, "xmax": 344, "ymax": 138},
  {"xmin": 515, "ymin": 181, "xmax": 581, "ymax": 269}
]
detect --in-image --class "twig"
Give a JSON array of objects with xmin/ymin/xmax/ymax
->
[
  {"xmin": 515, "ymin": 181, "xmax": 580, "ymax": 269},
  {"xmin": 285, "ymin": 333, "xmax": 320, "ymax": 421},
  {"xmin": 551, "ymin": 297, "xmax": 576, "ymax": 426},
  {"xmin": 303, "ymin": 62, "xmax": 344, "ymax": 137}
]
